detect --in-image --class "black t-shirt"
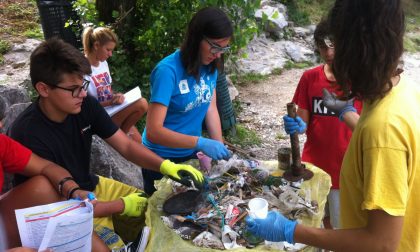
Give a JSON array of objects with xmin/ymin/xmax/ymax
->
[{"xmin": 9, "ymin": 95, "xmax": 118, "ymax": 191}]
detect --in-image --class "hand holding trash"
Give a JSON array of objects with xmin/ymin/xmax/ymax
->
[
  {"xmin": 160, "ymin": 160, "xmax": 204, "ymax": 188},
  {"xmin": 283, "ymin": 116, "xmax": 307, "ymax": 134},
  {"xmin": 195, "ymin": 137, "xmax": 231, "ymax": 160},
  {"xmin": 322, "ymin": 88, "xmax": 356, "ymax": 121},
  {"xmin": 245, "ymin": 211, "xmax": 297, "ymax": 243}
]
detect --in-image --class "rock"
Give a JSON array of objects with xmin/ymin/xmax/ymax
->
[
  {"xmin": 283, "ymin": 41, "xmax": 314, "ymax": 62},
  {"xmin": 255, "ymin": 5, "xmax": 288, "ymax": 34},
  {"xmin": 292, "ymin": 27, "xmax": 311, "ymax": 38},
  {"xmin": 232, "ymin": 36, "xmax": 288, "ymax": 75},
  {"xmin": 2, "ymin": 102, "xmax": 31, "ymax": 134},
  {"xmin": 12, "ymin": 62, "xmax": 26, "ymax": 69},
  {"xmin": 90, "ymin": 136, "xmax": 144, "ymax": 188},
  {"xmin": 0, "ymin": 38, "xmax": 40, "ymax": 87},
  {"xmin": 0, "ymin": 85, "xmax": 30, "ymax": 106}
]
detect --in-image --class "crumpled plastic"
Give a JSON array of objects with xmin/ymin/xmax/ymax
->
[
  {"xmin": 193, "ymin": 231, "xmax": 225, "ymax": 250},
  {"xmin": 221, "ymin": 225, "xmax": 242, "ymax": 249},
  {"xmin": 144, "ymin": 161, "xmax": 331, "ymax": 252}
]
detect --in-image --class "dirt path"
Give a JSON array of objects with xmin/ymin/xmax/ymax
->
[{"xmin": 236, "ymin": 68, "xmax": 306, "ymax": 160}]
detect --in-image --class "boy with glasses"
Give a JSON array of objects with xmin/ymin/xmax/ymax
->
[
  {"xmin": 282, "ymin": 19, "xmax": 362, "ymax": 229},
  {"xmin": 0, "ymin": 97, "xmax": 109, "ymax": 251},
  {"xmin": 9, "ymin": 38, "xmax": 204, "ymax": 249}
]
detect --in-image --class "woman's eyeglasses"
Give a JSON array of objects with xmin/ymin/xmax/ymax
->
[
  {"xmin": 47, "ymin": 79, "xmax": 90, "ymax": 98},
  {"xmin": 204, "ymin": 38, "xmax": 231, "ymax": 54}
]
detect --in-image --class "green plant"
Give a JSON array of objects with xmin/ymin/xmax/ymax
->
[
  {"xmin": 24, "ymin": 26, "xmax": 43, "ymax": 39},
  {"xmin": 276, "ymin": 132, "xmax": 288, "ymax": 140},
  {"xmin": 230, "ymin": 72, "xmax": 268, "ymax": 86},
  {"xmin": 403, "ymin": 0, "xmax": 420, "ymax": 33},
  {"xmin": 271, "ymin": 68, "xmax": 283, "ymax": 75},
  {"xmin": 404, "ymin": 35, "xmax": 420, "ymax": 53},
  {"xmin": 225, "ymin": 124, "xmax": 262, "ymax": 147},
  {"xmin": 72, "ymin": 0, "xmax": 99, "ymax": 25},
  {"xmin": 0, "ymin": 0, "xmax": 39, "ymax": 40},
  {"xmin": 283, "ymin": 60, "xmax": 313, "ymax": 70},
  {"xmin": 232, "ymin": 98, "xmax": 243, "ymax": 115},
  {"xmin": 281, "ymin": 0, "xmax": 311, "ymax": 26},
  {"xmin": 0, "ymin": 39, "xmax": 11, "ymax": 64},
  {"xmin": 0, "ymin": 40, "xmax": 11, "ymax": 55}
]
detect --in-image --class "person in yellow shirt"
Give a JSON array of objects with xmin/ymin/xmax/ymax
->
[{"xmin": 245, "ymin": 0, "xmax": 420, "ymax": 251}]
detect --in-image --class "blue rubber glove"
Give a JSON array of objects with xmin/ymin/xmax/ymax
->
[
  {"xmin": 195, "ymin": 137, "xmax": 231, "ymax": 160},
  {"xmin": 283, "ymin": 115, "xmax": 307, "ymax": 134},
  {"xmin": 322, "ymin": 88, "xmax": 357, "ymax": 121},
  {"xmin": 245, "ymin": 211, "xmax": 297, "ymax": 243}
]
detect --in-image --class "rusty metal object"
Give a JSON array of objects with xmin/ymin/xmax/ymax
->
[
  {"xmin": 277, "ymin": 147, "xmax": 291, "ymax": 170},
  {"xmin": 283, "ymin": 102, "xmax": 314, "ymax": 181}
]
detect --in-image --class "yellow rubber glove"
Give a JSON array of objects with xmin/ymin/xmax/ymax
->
[
  {"xmin": 121, "ymin": 192, "xmax": 148, "ymax": 217},
  {"xmin": 159, "ymin": 160, "xmax": 204, "ymax": 188}
]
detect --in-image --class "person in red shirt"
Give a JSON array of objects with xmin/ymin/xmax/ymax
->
[
  {"xmin": 0, "ymin": 98, "xmax": 108, "ymax": 251},
  {"xmin": 282, "ymin": 19, "xmax": 362, "ymax": 229}
]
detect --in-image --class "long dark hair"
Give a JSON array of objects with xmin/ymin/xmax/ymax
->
[
  {"xmin": 180, "ymin": 7, "xmax": 233, "ymax": 79},
  {"xmin": 329, "ymin": 0, "xmax": 405, "ymax": 101}
]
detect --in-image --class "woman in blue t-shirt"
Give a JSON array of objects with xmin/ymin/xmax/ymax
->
[{"xmin": 142, "ymin": 7, "xmax": 232, "ymax": 194}]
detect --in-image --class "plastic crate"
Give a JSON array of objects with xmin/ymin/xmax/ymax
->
[{"xmin": 36, "ymin": 0, "xmax": 82, "ymax": 48}]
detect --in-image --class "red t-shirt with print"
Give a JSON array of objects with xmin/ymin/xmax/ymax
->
[{"xmin": 292, "ymin": 65, "xmax": 362, "ymax": 189}]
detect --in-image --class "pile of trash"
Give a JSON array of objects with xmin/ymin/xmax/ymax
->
[{"xmin": 159, "ymin": 155, "xmax": 319, "ymax": 250}]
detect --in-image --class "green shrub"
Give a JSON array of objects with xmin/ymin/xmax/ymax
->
[
  {"xmin": 24, "ymin": 26, "xmax": 44, "ymax": 39},
  {"xmin": 225, "ymin": 124, "xmax": 262, "ymax": 147},
  {"xmin": 230, "ymin": 72, "xmax": 268, "ymax": 86},
  {"xmin": 0, "ymin": 40, "xmax": 11, "ymax": 55}
]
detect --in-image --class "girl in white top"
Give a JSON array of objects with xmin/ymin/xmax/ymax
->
[{"xmin": 82, "ymin": 27, "xmax": 148, "ymax": 142}]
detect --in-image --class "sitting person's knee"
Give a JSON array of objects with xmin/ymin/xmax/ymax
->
[
  {"xmin": 25, "ymin": 175, "xmax": 58, "ymax": 197},
  {"xmin": 135, "ymin": 98, "xmax": 148, "ymax": 113}
]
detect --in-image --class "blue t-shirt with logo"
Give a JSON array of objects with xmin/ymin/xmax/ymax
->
[{"xmin": 142, "ymin": 49, "xmax": 217, "ymax": 158}]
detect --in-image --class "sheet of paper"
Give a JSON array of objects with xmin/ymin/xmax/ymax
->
[
  {"xmin": 15, "ymin": 200, "xmax": 93, "ymax": 252},
  {"xmin": 105, "ymin": 86, "xmax": 142, "ymax": 116}
]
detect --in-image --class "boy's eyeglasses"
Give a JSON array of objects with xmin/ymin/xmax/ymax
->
[
  {"xmin": 47, "ymin": 79, "xmax": 90, "ymax": 98},
  {"xmin": 323, "ymin": 36, "xmax": 334, "ymax": 49},
  {"xmin": 204, "ymin": 37, "xmax": 231, "ymax": 54}
]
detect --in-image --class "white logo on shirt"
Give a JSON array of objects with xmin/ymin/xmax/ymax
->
[
  {"xmin": 179, "ymin": 79, "xmax": 190, "ymax": 94},
  {"xmin": 81, "ymin": 125, "xmax": 91, "ymax": 134}
]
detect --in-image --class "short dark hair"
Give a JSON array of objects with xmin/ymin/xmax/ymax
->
[
  {"xmin": 30, "ymin": 38, "xmax": 91, "ymax": 88},
  {"xmin": 180, "ymin": 7, "xmax": 233, "ymax": 79},
  {"xmin": 329, "ymin": 0, "xmax": 404, "ymax": 101},
  {"xmin": 314, "ymin": 18, "xmax": 331, "ymax": 49}
]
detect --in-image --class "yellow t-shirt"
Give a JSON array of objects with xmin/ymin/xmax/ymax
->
[{"xmin": 340, "ymin": 75, "xmax": 420, "ymax": 252}]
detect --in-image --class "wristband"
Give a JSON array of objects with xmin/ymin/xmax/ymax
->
[
  {"xmin": 58, "ymin": 177, "xmax": 74, "ymax": 196},
  {"xmin": 67, "ymin": 187, "xmax": 81, "ymax": 200}
]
